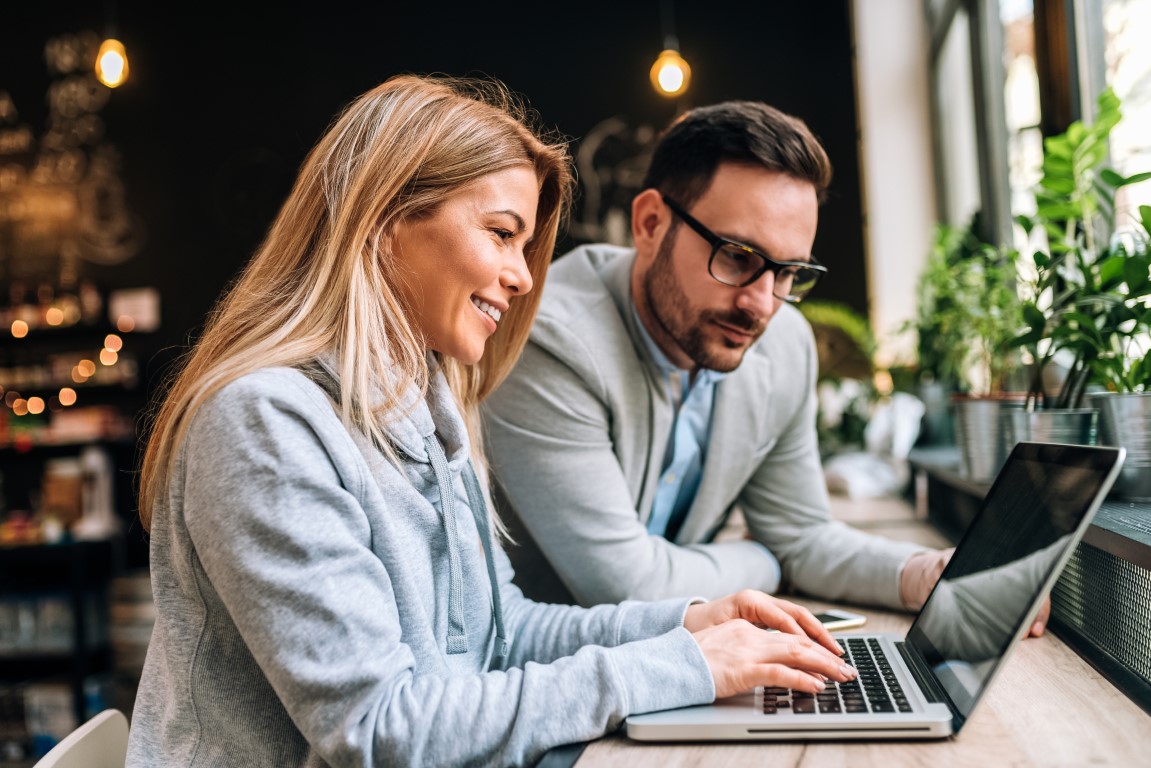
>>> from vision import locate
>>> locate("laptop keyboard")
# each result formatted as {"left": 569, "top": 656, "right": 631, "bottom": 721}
{"left": 761, "top": 637, "right": 913, "bottom": 715}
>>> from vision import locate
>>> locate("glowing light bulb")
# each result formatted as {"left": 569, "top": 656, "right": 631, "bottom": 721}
{"left": 96, "top": 38, "right": 129, "bottom": 88}
{"left": 650, "top": 49, "right": 691, "bottom": 98}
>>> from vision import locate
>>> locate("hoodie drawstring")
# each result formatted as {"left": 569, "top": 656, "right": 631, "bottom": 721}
{"left": 462, "top": 462, "right": 509, "bottom": 663}
{"left": 424, "top": 434, "right": 509, "bottom": 663}
{"left": 424, "top": 434, "right": 469, "bottom": 654}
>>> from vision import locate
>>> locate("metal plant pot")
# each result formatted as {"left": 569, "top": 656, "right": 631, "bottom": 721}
{"left": 916, "top": 379, "right": 955, "bottom": 447}
{"left": 1092, "top": 392, "right": 1151, "bottom": 501}
{"left": 1002, "top": 409, "right": 1099, "bottom": 461}
{"left": 951, "top": 397, "right": 1026, "bottom": 483}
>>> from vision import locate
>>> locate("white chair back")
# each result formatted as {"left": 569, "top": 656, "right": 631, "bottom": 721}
{"left": 32, "top": 709, "right": 129, "bottom": 768}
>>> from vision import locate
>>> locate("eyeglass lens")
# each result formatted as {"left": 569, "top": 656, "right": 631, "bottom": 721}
{"left": 710, "top": 242, "right": 821, "bottom": 300}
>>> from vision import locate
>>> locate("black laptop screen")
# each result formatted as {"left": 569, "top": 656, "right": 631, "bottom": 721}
{"left": 906, "top": 443, "right": 1120, "bottom": 719}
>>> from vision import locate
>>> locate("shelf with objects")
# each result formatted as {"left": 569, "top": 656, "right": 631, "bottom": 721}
{"left": 0, "top": 537, "right": 118, "bottom": 761}
{"left": 1, "top": 279, "right": 157, "bottom": 546}
{"left": 0, "top": 279, "right": 160, "bottom": 763}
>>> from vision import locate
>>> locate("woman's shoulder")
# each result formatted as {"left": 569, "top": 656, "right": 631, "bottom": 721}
{"left": 212, "top": 366, "right": 329, "bottom": 406}
{"left": 195, "top": 366, "right": 339, "bottom": 436}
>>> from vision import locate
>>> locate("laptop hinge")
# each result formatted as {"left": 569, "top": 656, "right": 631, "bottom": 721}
{"left": 895, "top": 641, "right": 948, "bottom": 705}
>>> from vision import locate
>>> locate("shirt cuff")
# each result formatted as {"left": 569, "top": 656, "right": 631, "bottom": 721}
{"left": 748, "top": 540, "right": 783, "bottom": 593}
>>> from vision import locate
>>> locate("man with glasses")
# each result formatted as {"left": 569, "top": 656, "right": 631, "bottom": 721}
{"left": 481, "top": 100, "right": 952, "bottom": 615}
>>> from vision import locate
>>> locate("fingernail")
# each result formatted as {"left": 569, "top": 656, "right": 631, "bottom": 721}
{"left": 834, "top": 641, "right": 844, "bottom": 655}
{"left": 840, "top": 663, "right": 856, "bottom": 679}
{"left": 815, "top": 679, "right": 826, "bottom": 691}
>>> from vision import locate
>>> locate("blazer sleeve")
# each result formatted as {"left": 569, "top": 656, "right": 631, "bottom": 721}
{"left": 735, "top": 327, "right": 926, "bottom": 609}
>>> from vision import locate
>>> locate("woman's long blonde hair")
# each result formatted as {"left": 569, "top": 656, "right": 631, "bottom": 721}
{"left": 138, "top": 74, "right": 573, "bottom": 529}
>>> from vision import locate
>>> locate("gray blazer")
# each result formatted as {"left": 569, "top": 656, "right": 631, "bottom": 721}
{"left": 483, "top": 244, "right": 923, "bottom": 608}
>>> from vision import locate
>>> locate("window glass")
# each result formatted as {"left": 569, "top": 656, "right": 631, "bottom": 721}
{"left": 937, "top": 8, "right": 983, "bottom": 228}
{"left": 1103, "top": 0, "right": 1151, "bottom": 232}
{"left": 1000, "top": 0, "right": 1044, "bottom": 258}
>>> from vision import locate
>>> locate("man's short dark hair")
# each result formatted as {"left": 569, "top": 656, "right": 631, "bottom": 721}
{"left": 641, "top": 101, "right": 832, "bottom": 206}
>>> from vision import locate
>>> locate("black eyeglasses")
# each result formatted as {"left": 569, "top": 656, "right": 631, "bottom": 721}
{"left": 662, "top": 195, "right": 827, "bottom": 303}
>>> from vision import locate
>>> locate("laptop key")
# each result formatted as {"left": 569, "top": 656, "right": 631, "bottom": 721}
{"left": 793, "top": 699, "right": 816, "bottom": 714}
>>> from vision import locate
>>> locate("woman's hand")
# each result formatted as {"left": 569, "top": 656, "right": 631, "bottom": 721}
{"left": 684, "top": 590, "right": 855, "bottom": 699}
{"left": 683, "top": 589, "right": 843, "bottom": 655}
{"left": 691, "top": 618, "right": 857, "bottom": 699}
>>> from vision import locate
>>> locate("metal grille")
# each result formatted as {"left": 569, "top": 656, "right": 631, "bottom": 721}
{"left": 1052, "top": 542, "right": 1151, "bottom": 684}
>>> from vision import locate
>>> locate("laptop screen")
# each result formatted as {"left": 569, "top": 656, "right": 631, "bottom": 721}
{"left": 905, "top": 442, "right": 1122, "bottom": 720}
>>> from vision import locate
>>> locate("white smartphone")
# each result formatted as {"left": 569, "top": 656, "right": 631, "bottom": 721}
{"left": 811, "top": 609, "right": 867, "bottom": 631}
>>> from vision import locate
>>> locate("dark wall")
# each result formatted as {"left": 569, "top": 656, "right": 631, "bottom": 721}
{"left": 3, "top": 1, "right": 867, "bottom": 353}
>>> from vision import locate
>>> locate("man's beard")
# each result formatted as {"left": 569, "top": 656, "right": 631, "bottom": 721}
{"left": 643, "top": 227, "right": 766, "bottom": 373}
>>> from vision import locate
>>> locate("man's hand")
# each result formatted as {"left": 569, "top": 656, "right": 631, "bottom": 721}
{"left": 685, "top": 590, "right": 856, "bottom": 699}
{"left": 899, "top": 548, "right": 1051, "bottom": 638}
{"left": 1029, "top": 596, "right": 1050, "bottom": 637}
{"left": 899, "top": 548, "right": 953, "bottom": 611}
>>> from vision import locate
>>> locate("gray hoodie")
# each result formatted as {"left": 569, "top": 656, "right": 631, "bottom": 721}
{"left": 126, "top": 364, "right": 714, "bottom": 767}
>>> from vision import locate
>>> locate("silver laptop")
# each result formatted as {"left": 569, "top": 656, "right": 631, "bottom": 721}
{"left": 626, "top": 441, "right": 1125, "bottom": 741}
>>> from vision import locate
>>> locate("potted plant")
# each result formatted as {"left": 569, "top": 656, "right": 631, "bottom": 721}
{"left": 1084, "top": 205, "right": 1151, "bottom": 500}
{"left": 1010, "top": 87, "right": 1151, "bottom": 468}
{"left": 907, "top": 214, "right": 1026, "bottom": 480}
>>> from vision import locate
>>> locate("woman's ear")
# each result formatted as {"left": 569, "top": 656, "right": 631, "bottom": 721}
{"left": 631, "top": 188, "right": 670, "bottom": 262}
{"left": 378, "top": 216, "right": 401, "bottom": 261}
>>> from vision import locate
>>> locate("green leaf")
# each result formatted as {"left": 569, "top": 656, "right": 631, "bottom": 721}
{"left": 1039, "top": 176, "right": 1077, "bottom": 195}
{"left": 1099, "top": 254, "right": 1125, "bottom": 283}
{"left": 1037, "top": 201, "right": 1080, "bottom": 219}
{"left": 1044, "top": 135, "right": 1073, "bottom": 159}
{"left": 1125, "top": 256, "right": 1151, "bottom": 293}
{"left": 1120, "top": 171, "right": 1151, "bottom": 187}
{"left": 1066, "top": 122, "right": 1087, "bottom": 147}
{"left": 1022, "top": 303, "right": 1047, "bottom": 332}
{"left": 1101, "top": 168, "right": 1125, "bottom": 187}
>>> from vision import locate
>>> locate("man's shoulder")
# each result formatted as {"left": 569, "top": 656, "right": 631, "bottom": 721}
{"left": 539, "top": 243, "right": 632, "bottom": 321}
{"left": 498, "top": 243, "right": 644, "bottom": 391}
{"left": 532, "top": 243, "right": 635, "bottom": 346}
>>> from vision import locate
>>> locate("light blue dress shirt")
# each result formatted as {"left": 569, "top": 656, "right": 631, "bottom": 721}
{"left": 631, "top": 304, "right": 782, "bottom": 589}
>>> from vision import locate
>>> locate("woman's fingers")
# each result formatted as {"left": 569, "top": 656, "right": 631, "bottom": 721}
{"left": 779, "top": 602, "right": 843, "bottom": 656}
{"left": 694, "top": 619, "right": 857, "bottom": 699}
{"left": 759, "top": 664, "right": 834, "bottom": 695}
{"left": 730, "top": 592, "right": 844, "bottom": 657}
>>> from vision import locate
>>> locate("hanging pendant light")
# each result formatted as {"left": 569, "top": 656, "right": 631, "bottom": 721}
{"left": 650, "top": 46, "right": 691, "bottom": 98}
{"left": 95, "top": 1, "right": 129, "bottom": 88}
{"left": 650, "top": 1, "right": 691, "bottom": 98}
{"left": 95, "top": 37, "right": 129, "bottom": 88}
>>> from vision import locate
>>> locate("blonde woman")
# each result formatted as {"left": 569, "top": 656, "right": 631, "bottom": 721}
{"left": 125, "top": 74, "right": 855, "bottom": 767}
